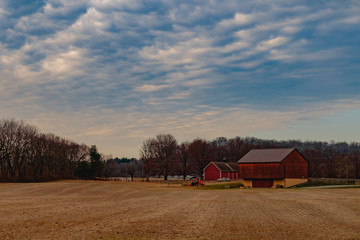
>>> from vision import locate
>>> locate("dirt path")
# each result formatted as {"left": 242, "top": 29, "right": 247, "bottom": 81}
{"left": 303, "top": 185, "right": 360, "bottom": 189}
{"left": 0, "top": 180, "right": 359, "bottom": 240}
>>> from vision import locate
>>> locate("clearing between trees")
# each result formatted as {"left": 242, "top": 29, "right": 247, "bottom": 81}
{"left": 0, "top": 180, "right": 359, "bottom": 240}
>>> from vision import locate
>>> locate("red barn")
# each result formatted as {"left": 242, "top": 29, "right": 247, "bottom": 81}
{"left": 203, "top": 162, "right": 239, "bottom": 181}
{"left": 237, "top": 148, "right": 308, "bottom": 188}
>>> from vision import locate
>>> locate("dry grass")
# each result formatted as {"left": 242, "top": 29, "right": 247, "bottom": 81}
{"left": 0, "top": 180, "right": 359, "bottom": 240}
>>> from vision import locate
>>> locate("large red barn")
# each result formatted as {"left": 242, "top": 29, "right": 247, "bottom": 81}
{"left": 237, "top": 148, "right": 308, "bottom": 188}
{"left": 203, "top": 162, "right": 239, "bottom": 181}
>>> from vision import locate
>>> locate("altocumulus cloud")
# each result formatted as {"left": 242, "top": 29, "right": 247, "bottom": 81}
{"left": 0, "top": 0, "right": 360, "bottom": 157}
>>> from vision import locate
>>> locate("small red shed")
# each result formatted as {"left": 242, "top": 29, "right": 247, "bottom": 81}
{"left": 237, "top": 148, "right": 308, "bottom": 188}
{"left": 203, "top": 162, "right": 239, "bottom": 181}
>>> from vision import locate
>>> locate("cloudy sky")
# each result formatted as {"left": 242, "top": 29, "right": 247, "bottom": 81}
{"left": 1, "top": 0, "right": 359, "bottom": 157}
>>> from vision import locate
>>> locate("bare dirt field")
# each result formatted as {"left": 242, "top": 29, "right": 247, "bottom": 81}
{"left": 0, "top": 180, "right": 359, "bottom": 240}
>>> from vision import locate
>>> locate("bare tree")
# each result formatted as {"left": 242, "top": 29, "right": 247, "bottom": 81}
{"left": 227, "top": 137, "right": 247, "bottom": 162}
{"left": 175, "top": 142, "right": 191, "bottom": 180}
{"left": 152, "top": 134, "right": 177, "bottom": 180}
{"left": 212, "top": 137, "right": 228, "bottom": 162}
{"left": 126, "top": 161, "right": 137, "bottom": 181}
{"left": 334, "top": 155, "right": 355, "bottom": 179}
{"left": 188, "top": 138, "right": 214, "bottom": 180}
{"left": 0, "top": 119, "right": 38, "bottom": 181}
{"left": 103, "top": 158, "right": 120, "bottom": 179}
{"left": 0, "top": 119, "right": 13, "bottom": 180}
{"left": 140, "top": 138, "right": 156, "bottom": 182}
{"left": 351, "top": 149, "right": 360, "bottom": 179}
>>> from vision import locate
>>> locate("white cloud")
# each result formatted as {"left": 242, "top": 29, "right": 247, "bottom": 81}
{"left": 340, "top": 15, "right": 360, "bottom": 24}
{"left": 136, "top": 84, "right": 171, "bottom": 92}
{"left": 268, "top": 49, "right": 292, "bottom": 60}
{"left": 281, "top": 26, "right": 301, "bottom": 34}
{"left": 218, "top": 12, "right": 256, "bottom": 28}
{"left": 167, "top": 91, "right": 191, "bottom": 100}
{"left": 256, "top": 36, "right": 289, "bottom": 52}
{"left": 239, "top": 60, "right": 264, "bottom": 69}
{"left": 0, "top": 7, "right": 7, "bottom": 17}
{"left": 183, "top": 79, "right": 209, "bottom": 87}
{"left": 220, "top": 41, "right": 250, "bottom": 53}
{"left": 89, "top": 0, "right": 141, "bottom": 11}
{"left": 41, "top": 47, "right": 92, "bottom": 77}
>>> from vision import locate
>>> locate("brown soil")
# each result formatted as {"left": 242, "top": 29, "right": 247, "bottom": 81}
{"left": 0, "top": 180, "right": 359, "bottom": 240}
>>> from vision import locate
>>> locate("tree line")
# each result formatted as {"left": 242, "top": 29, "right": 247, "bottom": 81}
{"left": 140, "top": 134, "right": 360, "bottom": 180}
{"left": 1, "top": 119, "right": 359, "bottom": 182}
{"left": 0, "top": 119, "right": 142, "bottom": 182}
{"left": 0, "top": 119, "right": 89, "bottom": 181}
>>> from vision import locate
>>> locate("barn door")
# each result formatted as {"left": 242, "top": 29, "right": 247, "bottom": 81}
{"left": 252, "top": 179, "right": 273, "bottom": 188}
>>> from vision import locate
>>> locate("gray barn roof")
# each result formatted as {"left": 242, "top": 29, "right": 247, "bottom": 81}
{"left": 237, "top": 148, "right": 295, "bottom": 163}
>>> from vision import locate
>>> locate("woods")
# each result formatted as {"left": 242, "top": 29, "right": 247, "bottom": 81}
{"left": 140, "top": 135, "right": 360, "bottom": 180}
{"left": 1, "top": 119, "right": 360, "bottom": 182}
{"left": 0, "top": 119, "right": 89, "bottom": 181}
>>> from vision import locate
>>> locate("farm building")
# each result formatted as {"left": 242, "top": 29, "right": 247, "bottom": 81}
{"left": 203, "top": 162, "right": 239, "bottom": 181}
{"left": 237, "top": 148, "right": 308, "bottom": 188}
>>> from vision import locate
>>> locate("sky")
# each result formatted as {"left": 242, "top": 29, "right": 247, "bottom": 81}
{"left": 1, "top": 0, "right": 360, "bottom": 158}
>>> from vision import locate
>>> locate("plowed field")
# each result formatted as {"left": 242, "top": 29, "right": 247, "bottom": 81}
{"left": 0, "top": 180, "right": 359, "bottom": 240}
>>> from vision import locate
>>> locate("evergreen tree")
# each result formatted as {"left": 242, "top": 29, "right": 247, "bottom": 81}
{"left": 89, "top": 145, "right": 103, "bottom": 179}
